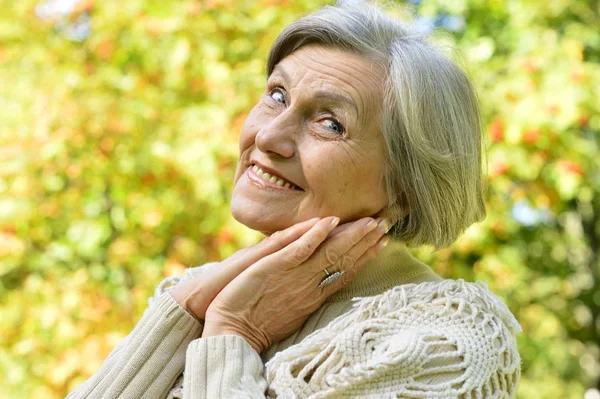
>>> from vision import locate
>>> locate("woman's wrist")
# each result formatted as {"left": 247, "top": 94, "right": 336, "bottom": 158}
{"left": 202, "top": 324, "right": 263, "bottom": 353}
{"left": 168, "top": 289, "right": 204, "bottom": 323}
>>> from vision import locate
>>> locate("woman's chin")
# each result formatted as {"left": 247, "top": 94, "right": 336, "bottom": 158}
{"left": 230, "top": 201, "right": 291, "bottom": 236}
{"left": 232, "top": 215, "right": 285, "bottom": 237}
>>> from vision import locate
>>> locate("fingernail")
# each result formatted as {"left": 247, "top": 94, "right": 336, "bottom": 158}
{"left": 378, "top": 236, "right": 389, "bottom": 250}
{"left": 365, "top": 219, "right": 378, "bottom": 231}
{"left": 329, "top": 217, "right": 340, "bottom": 229}
{"left": 378, "top": 219, "right": 392, "bottom": 234}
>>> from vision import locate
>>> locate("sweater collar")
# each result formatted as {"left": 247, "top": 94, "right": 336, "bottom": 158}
{"left": 325, "top": 240, "right": 441, "bottom": 302}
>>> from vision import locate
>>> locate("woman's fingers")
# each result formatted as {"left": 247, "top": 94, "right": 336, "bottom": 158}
{"left": 326, "top": 221, "right": 354, "bottom": 238}
{"left": 170, "top": 217, "right": 322, "bottom": 321}
{"left": 341, "top": 218, "right": 390, "bottom": 264}
{"left": 354, "top": 234, "right": 389, "bottom": 266}
{"left": 226, "top": 217, "right": 321, "bottom": 271}
{"left": 267, "top": 217, "right": 340, "bottom": 267}
{"left": 319, "top": 233, "right": 389, "bottom": 296}
{"left": 310, "top": 217, "right": 389, "bottom": 273}
{"left": 253, "top": 217, "right": 321, "bottom": 260}
{"left": 206, "top": 217, "right": 322, "bottom": 299}
{"left": 315, "top": 219, "right": 390, "bottom": 288}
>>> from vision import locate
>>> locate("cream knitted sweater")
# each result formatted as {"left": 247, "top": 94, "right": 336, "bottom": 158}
{"left": 68, "top": 242, "right": 521, "bottom": 398}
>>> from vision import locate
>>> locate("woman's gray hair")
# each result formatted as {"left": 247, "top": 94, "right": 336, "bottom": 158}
{"left": 266, "top": 0, "right": 486, "bottom": 250}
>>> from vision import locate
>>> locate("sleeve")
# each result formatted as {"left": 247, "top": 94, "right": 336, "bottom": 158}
{"left": 182, "top": 335, "right": 269, "bottom": 398}
{"left": 67, "top": 269, "right": 208, "bottom": 399}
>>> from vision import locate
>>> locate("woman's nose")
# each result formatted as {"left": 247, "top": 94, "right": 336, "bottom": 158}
{"left": 255, "top": 114, "right": 297, "bottom": 159}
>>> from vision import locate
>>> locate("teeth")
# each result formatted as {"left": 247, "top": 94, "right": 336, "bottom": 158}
{"left": 251, "top": 165, "right": 297, "bottom": 190}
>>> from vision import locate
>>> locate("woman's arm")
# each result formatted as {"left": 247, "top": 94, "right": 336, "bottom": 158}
{"left": 179, "top": 217, "right": 388, "bottom": 398}
{"left": 177, "top": 281, "right": 521, "bottom": 399}
{"left": 67, "top": 275, "right": 204, "bottom": 399}
{"left": 67, "top": 220, "right": 321, "bottom": 398}
{"left": 183, "top": 335, "right": 268, "bottom": 398}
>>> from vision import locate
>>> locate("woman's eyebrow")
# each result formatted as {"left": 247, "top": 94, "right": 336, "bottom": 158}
{"left": 273, "top": 64, "right": 292, "bottom": 85}
{"left": 272, "top": 65, "right": 360, "bottom": 119}
{"left": 314, "top": 91, "right": 359, "bottom": 119}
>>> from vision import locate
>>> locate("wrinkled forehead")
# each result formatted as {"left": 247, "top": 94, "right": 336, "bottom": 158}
{"left": 272, "top": 44, "right": 386, "bottom": 125}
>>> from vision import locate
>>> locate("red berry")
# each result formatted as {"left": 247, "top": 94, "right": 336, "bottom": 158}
{"left": 491, "top": 161, "right": 509, "bottom": 177}
{"left": 523, "top": 129, "right": 541, "bottom": 144}
{"left": 489, "top": 119, "right": 504, "bottom": 143}
{"left": 522, "top": 59, "right": 538, "bottom": 73}
{"left": 558, "top": 160, "right": 583, "bottom": 176}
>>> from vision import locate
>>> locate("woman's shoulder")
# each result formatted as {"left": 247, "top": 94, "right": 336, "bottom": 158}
{"left": 341, "top": 278, "right": 521, "bottom": 347}
{"left": 351, "top": 278, "right": 522, "bottom": 368}
{"left": 372, "top": 278, "right": 522, "bottom": 335}
{"left": 266, "top": 279, "right": 522, "bottom": 398}
{"left": 370, "top": 279, "right": 522, "bottom": 394}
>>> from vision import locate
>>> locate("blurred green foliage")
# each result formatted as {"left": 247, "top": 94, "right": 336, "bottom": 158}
{"left": 0, "top": 0, "right": 598, "bottom": 397}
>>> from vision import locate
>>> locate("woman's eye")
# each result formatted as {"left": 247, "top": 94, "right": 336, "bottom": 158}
{"left": 267, "top": 87, "right": 344, "bottom": 135}
{"left": 322, "top": 119, "right": 345, "bottom": 134}
{"left": 269, "top": 88, "right": 286, "bottom": 104}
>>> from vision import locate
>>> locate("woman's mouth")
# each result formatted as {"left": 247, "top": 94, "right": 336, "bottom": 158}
{"left": 247, "top": 164, "right": 302, "bottom": 191}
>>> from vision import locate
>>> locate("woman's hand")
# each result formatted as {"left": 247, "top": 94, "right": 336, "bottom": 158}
{"left": 201, "top": 216, "right": 390, "bottom": 353}
{"left": 170, "top": 217, "right": 322, "bottom": 321}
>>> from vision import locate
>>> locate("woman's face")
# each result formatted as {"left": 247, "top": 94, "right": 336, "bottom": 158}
{"left": 231, "top": 44, "right": 389, "bottom": 234}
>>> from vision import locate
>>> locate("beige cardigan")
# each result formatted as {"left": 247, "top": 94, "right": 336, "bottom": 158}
{"left": 68, "top": 242, "right": 521, "bottom": 398}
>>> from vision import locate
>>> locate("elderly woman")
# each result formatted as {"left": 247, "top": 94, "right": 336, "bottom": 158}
{"left": 69, "top": 1, "right": 521, "bottom": 398}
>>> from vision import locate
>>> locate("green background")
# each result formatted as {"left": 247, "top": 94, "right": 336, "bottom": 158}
{"left": 1, "top": 0, "right": 598, "bottom": 397}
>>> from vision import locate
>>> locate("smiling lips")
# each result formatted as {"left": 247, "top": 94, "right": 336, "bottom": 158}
{"left": 249, "top": 164, "right": 302, "bottom": 191}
